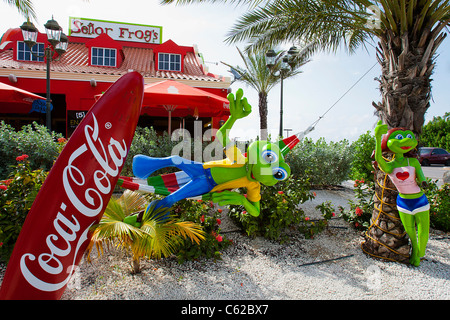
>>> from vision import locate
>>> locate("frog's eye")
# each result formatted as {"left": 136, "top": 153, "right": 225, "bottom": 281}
{"left": 261, "top": 150, "right": 278, "bottom": 164}
{"left": 272, "top": 167, "right": 288, "bottom": 181}
{"left": 406, "top": 133, "right": 414, "bottom": 139}
{"left": 395, "top": 133, "right": 404, "bottom": 140}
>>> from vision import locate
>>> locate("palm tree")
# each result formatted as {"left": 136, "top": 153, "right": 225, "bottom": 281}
{"left": 3, "top": 0, "right": 37, "bottom": 20}
{"left": 162, "top": 0, "right": 450, "bottom": 264}
{"left": 221, "top": 47, "right": 309, "bottom": 139}
{"left": 86, "top": 190, "right": 205, "bottom": 273}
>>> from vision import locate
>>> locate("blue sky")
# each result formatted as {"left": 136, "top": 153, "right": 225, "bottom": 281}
{"left": 2, "top": 0, "right": 449, "bottom": 142}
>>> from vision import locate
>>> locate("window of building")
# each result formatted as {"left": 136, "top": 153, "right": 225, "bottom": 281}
{"left": 91, "top": 47, "right": 117, "bottom": 67}
{"left": 158, "top": 53, "right": 181, "bottom": 71}
{"left": 17, "top": 41, "right": 44, "bottom": 62}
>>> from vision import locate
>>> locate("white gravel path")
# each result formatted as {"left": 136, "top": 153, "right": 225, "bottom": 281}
{"left": 1, "top": 187, "right": 449, "bottom": 301}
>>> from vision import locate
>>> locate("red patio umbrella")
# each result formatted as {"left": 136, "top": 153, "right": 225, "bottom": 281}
{"left": 141, "top": 80, "right": 230, "bottom": 134}
{"left": 0, "top": 82, "right": 45, "bottom": 114}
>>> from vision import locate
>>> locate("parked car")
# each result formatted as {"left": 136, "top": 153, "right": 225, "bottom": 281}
{"left": 418, "top": 147, "right": 450, "bottom": 166}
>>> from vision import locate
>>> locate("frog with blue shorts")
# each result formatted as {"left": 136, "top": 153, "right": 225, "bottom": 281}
{"left": 374, "top": 120, "right": 430, "bottom": 266}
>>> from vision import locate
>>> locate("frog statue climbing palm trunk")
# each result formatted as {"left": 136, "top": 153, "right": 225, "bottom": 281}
{"left": 362, "top": 121, "right": 430, "bottom": 266}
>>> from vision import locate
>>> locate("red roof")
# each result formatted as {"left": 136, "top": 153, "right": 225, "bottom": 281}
{"left": 0, "top": 34, "right": 226, "bottom": 83}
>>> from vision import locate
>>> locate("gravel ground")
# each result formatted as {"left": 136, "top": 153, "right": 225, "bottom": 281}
{"left": 1, "top": 186, "right": 449, "bottom": 300}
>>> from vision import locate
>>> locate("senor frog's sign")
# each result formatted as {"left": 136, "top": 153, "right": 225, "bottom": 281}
{"left": 69, "top": 17, "right": 162, "bottom": 44}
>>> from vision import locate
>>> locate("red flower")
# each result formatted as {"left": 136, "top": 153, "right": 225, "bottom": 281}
{"left": 16, "top": 154, "right": 29, "bottom": 161}
{"left": 313, "top": 192, "right": 317, "bottom": 197}
{"left": 0, "top": 185, "right": 7, "bottom": 191}
{"left": 242, "top": 211, "right": 247, "bottom": 215}
{"left": 355, "top": 222, "right": 360, "bottom": 227}
{"left": 355, "top": 207, "right": 363, "bottom": 216}
{"left": 58, "top": 137, "right": 67, "bottom": 144}
{"left": 217, "top": 208, "right": 223, "bottom": 213}
{"left": 0, "top": 242, "right": 3, "bottom": 247}
{"left": 305, "top": 217, "right": 310, "bottom": 221}
{"left": 216, "top": 218, "right": 221, "bottom": 225}
{"left": 200, "top": 215, "right": 205, "bottom": 223}
{"left": 216, "top": 235, "right": 223, "bottom": 242}
{"left": 277, "top": 191, "right": 284, "bottom": 195}
{"left": 332, "top": 212, "right": 335, "bottom": 217}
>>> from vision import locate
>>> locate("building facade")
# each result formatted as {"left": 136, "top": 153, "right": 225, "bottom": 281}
{"left": 0, "top": 17, "right": 231, "bottom": 137}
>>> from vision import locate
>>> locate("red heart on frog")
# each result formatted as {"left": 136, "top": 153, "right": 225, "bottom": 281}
{"left": 396, "top": 171, "right": 409, "bottom": 181}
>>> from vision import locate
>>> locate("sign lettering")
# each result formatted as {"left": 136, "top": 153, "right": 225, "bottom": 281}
{"left": 69, "top": 17, "right": 162, "bottom": 44}
{"left": 19, "top": 113, "right": 128, "bottom": 292}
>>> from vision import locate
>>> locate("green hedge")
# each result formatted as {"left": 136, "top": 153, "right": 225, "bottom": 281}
{"left": 0, "top": 121, "right": 64, "bottom": 180}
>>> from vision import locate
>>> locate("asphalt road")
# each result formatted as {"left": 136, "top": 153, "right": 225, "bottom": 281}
{"left": 422, "top": 164, "right": 450, "bottom": 186}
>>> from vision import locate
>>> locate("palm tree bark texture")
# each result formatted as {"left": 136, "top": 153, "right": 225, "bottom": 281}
{"left": 361, "top": 154, "right": 410, "bottom": 264}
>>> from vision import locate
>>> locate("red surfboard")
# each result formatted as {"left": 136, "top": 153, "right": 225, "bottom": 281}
{"left": 0, "top": 71, "right": 144, "bottom": 299}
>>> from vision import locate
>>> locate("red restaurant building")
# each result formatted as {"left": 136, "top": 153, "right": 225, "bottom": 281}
{"left": 0, "top": 17, "right": 231, "bottom": 137}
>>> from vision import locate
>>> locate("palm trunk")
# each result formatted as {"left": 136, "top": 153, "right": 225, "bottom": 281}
{"left": 259, "top": 91, "right": 268, "bottom": 140}
{"left": 132, "top": 255, "right": 141, "bottom": 274}
{"left": 363, "top": 23, "right": 446, "bottom": 263}
{"left": 361, "top": 155, "right": 410, "bottom": 263}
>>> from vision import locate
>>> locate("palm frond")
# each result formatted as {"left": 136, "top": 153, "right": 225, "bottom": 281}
{"left": 172, "top": 220, "right": 206, "bottom": 245}
{"left": 159, "top": 0, "right": 269, "bottom": 9}
{"left": 5, "top": 0, "right": 37, "bottom": 20}
{"left": 226, "top": 0, "right": 375, "bottom": 54}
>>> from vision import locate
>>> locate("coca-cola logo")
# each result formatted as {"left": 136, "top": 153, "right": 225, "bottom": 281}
{"left": 19, "top": 113, "right": 127, "bottom": 292}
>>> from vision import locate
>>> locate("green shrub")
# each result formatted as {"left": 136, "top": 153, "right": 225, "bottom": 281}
{"left": 122, "top": 126, "right": 213, "bottom": 177}
{"left": 424, "top": 181, "right": 450, "bottom": 232}
{"left": 420, "top": 112, "right": 450, "bottom": 150}
{"left": 174, "top": 199, "right": 233, "bottom": 263}
{"left": 0, "top": 156, "right": 48, "bottom": 262}
{"left": 285, "top": 137, "right": 353, "bottom": 186}
{"left": 298, "top": 200, "right": 336, "bottom": 239}
{"left": 0, "top": 121, "right": 64, "bottom": 179}
{"left": 349, "top": 131, "right": 376, "bottom": 184}
{"left": 338, "top": 179, "right": 374, "bottom": 230}
{"left": 228, "top": 175, "right": 321, "bottom": 242}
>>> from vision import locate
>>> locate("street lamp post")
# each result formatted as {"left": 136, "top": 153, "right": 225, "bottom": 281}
{"left": 20, "top": 18, "right": 68, "bottom": 132}
{"left": 266, "top": 46, "right": 299, "bottom": 138}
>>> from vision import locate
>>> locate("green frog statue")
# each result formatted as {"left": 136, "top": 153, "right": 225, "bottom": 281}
{"left": 120, "top": 88, "right": 305, "bottom": 219}
{"left": 374, "top": 120, "right": 430, "bottom": 266}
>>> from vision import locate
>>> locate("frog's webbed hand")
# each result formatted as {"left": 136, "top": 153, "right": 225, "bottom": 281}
{"left": 211, "top": 190, "right": 260, "bottom": 217}
{"left": 374, "top": 120, "right": 391, "bottom": 173}
{"left": 216, "top": 88, "right": 252, "bottom": 147}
